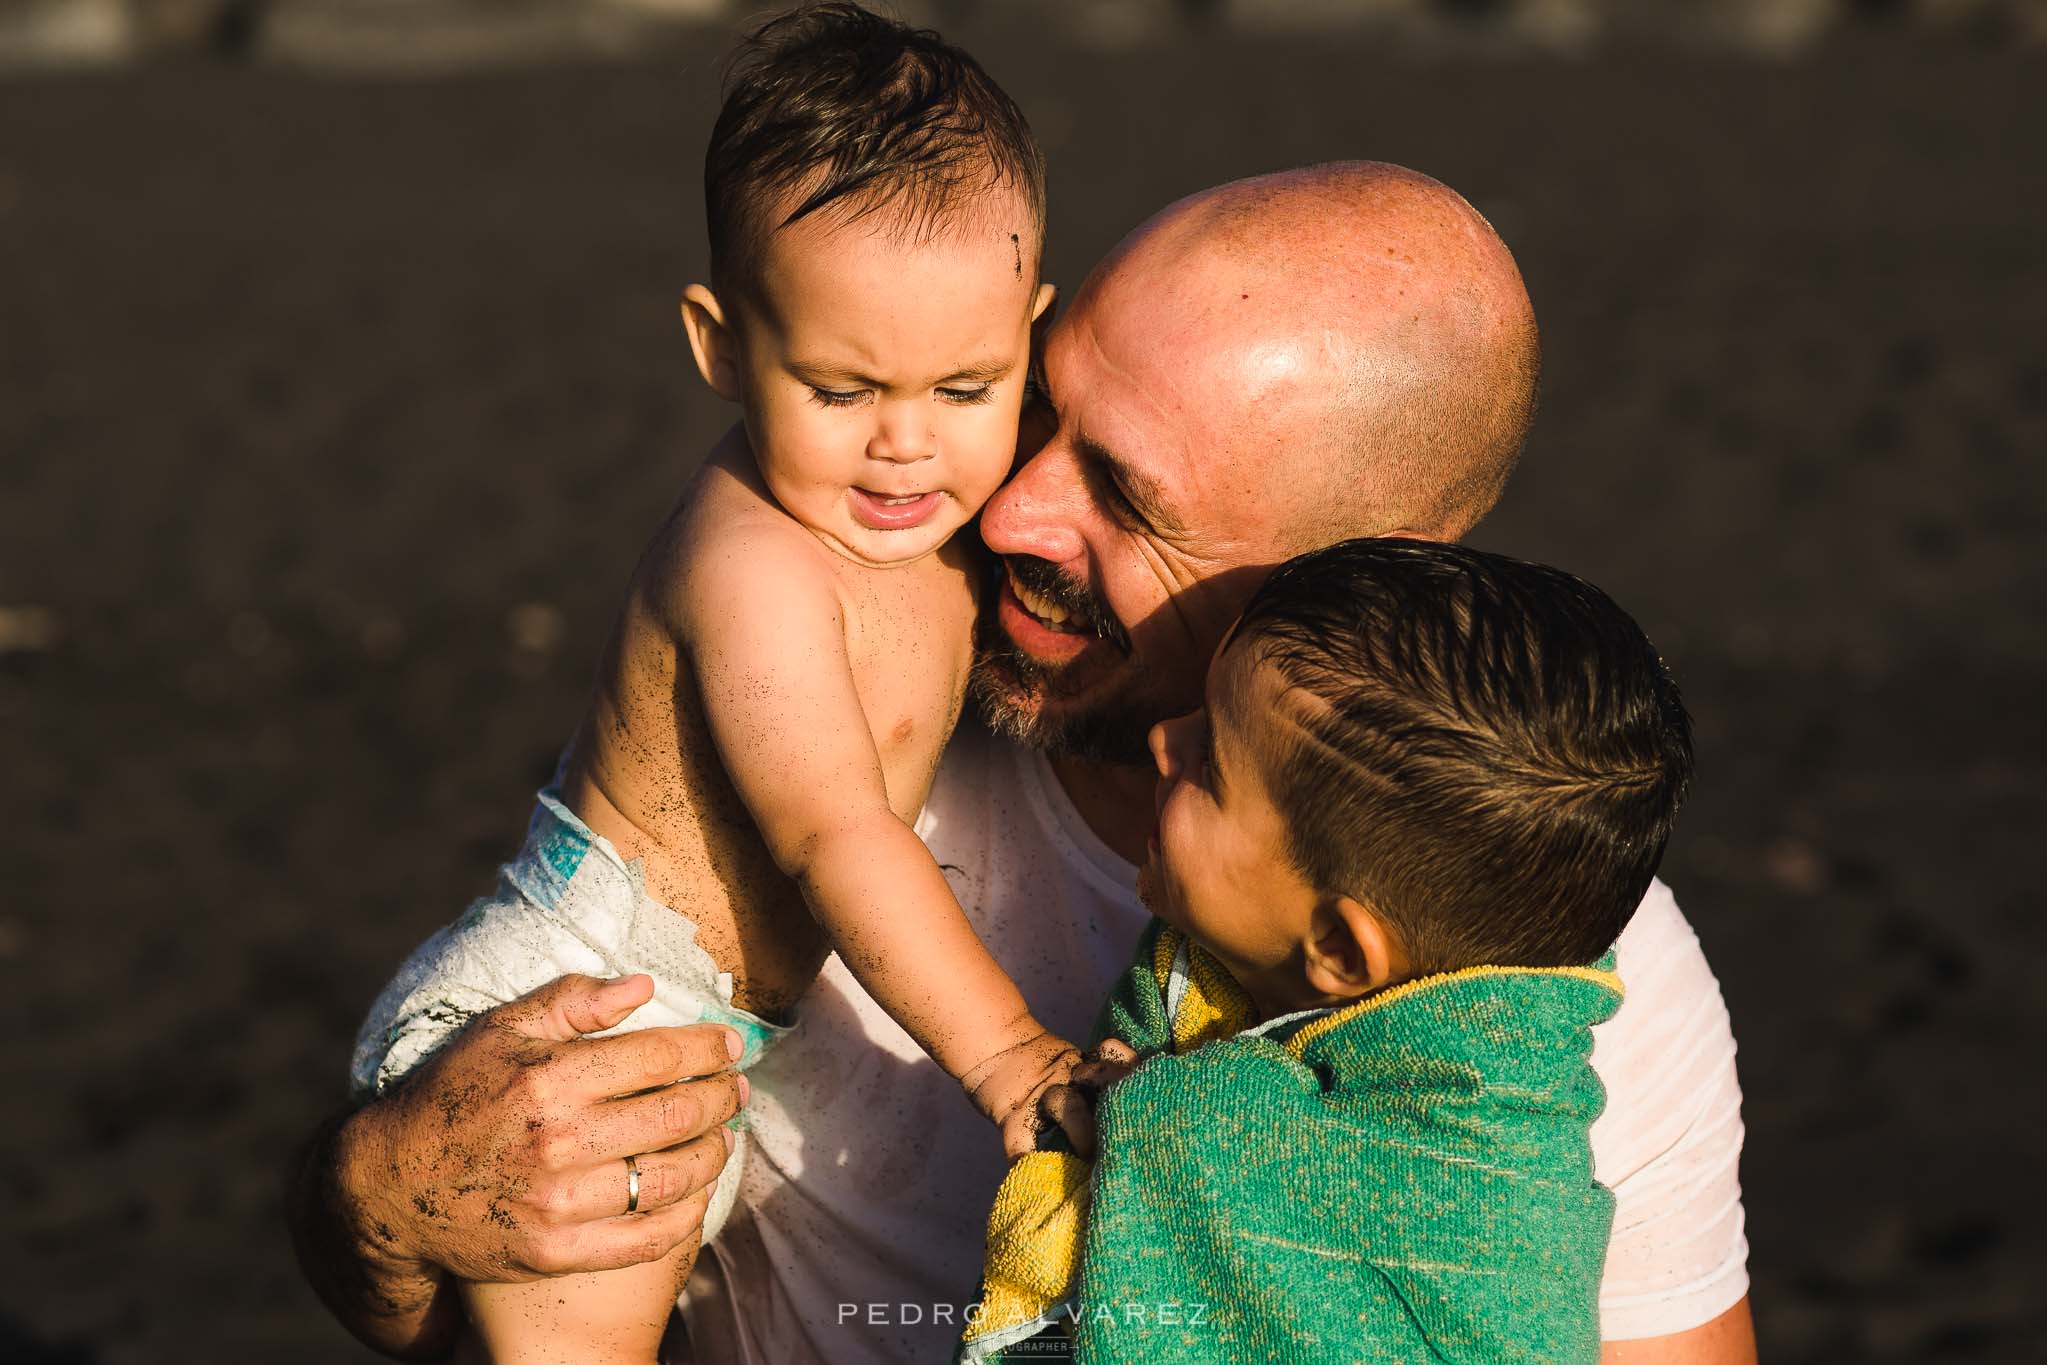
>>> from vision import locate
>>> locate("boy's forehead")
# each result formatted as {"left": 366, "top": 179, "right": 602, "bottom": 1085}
{"left": 1211, "top": 631, "right": 1318, "bottom": 760}
{"left": 1207, "top": 632, "right": 1270, "bottom": 739}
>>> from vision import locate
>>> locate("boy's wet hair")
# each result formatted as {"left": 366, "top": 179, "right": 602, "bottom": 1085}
{"left": 706, "top": 3, "right": 1046, "bottom": 297}
{"left": 1229, "top": 538, "right": 1694, "bottom": 971}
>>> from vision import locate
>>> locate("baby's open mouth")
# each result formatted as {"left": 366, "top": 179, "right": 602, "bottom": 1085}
{"left": 1006, "top": 564, "right": 1092, "bottom": 634}
{"left": 848, "top": 487, "right": 942, "bottom": 531}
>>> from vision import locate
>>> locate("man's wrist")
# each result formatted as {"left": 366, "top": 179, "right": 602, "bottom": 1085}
{"left": 327, "top": 1099, "right": 428, "bottom": 1276}
{"left": 289, "top": 1102, "right": 457, "bottom": 1360}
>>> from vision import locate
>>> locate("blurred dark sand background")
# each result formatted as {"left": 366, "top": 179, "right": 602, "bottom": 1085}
{"left": 1, "top": 10, "right": 2043, "bottom": 1363}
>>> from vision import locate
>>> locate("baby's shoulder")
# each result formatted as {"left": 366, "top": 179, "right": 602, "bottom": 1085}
{"left": 648, "top": 449, "right": 840, "bottom": 618}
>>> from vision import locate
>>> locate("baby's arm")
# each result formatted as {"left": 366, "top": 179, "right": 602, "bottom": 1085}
{"left": 682, "top": 541, "right": 1076, "bottom": 1143}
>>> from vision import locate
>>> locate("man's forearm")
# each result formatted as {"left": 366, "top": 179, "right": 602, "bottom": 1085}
{"left": 287, "top": 1106, "right": 462, "bottom": 1362}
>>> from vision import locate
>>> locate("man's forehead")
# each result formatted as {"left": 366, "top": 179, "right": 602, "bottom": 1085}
{"left": 1044, "top": 308, "right": 1200, "bottom": 511}
{"left": 1047, "top": 282, "right": 1319, "bottom": 551}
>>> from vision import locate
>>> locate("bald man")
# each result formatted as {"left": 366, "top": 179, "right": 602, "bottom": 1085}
{"left": 290, "top": 164, "right": 1753, "bottom": 1365}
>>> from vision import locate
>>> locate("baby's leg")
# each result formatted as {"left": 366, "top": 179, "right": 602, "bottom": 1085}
{"left": 456, "top": 1242, "right": 696, "bottom": 1365}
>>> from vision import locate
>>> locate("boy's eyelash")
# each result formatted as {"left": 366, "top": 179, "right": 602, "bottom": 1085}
{"left": 809, "top": 386, "right": 866, "bottom": 408}
{"left": 938, "top": 385, "right": 995, "bottom": 405}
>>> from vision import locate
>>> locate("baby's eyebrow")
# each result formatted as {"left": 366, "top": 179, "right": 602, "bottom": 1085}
{"left": 938, "top": 359, "right": 1015, "bottom": 384}
{"left": 788, "top": 358, "right": 1013, "bottom": 386}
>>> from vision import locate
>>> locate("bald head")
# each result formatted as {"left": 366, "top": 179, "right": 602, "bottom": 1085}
{"left": 975, "top": 162, "right": 1542, "bottom": 766}
{"left": 1085, "top": 161, "right": 1539, "bottom": 543}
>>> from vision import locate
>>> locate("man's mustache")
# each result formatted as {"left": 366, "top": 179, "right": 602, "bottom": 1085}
{"left": 1001, "top": 555, "right": 1133, "bottom": 653}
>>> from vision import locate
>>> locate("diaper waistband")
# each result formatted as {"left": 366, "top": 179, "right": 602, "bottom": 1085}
{"left": 505, "top": 788, "right": 795, "bottom": 1067}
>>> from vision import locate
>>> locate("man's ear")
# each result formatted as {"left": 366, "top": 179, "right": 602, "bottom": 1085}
{"left": 680, "top": 283, "right": 743, "bottom": 402}
{"left": 1302, "top": 895, "right": 1406, "bottom": 1000}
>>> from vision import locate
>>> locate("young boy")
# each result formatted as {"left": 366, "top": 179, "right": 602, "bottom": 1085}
{"left": 962, "top": 538, "right": 1696, "bottom": 1363}
{"left": 350, "top": 6, "right": 1076, "bottom": 1361}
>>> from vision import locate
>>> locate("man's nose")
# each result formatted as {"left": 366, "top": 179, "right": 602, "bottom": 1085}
{"left": 981, "top": 437, "right": 1088, "bottom": 565}
{"left": 867, "top": 402, "right": 936, "bottom": 464}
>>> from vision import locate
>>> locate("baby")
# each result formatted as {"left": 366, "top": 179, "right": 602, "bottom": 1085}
{"left": 351, "top": 5, "right": 1074, "bottom": 1361}
{"left": 962, "top": 538, "right": 1696, "bottom": 1363}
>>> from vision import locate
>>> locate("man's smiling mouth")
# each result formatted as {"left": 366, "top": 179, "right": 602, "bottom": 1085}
{"left": 1006, "top": 563, "right": 1091, "bottom": 634}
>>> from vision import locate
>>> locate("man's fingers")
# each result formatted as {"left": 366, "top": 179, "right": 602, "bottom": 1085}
{"left": 583, "top": 1072, "right": 747, "bottom": 1162}
{"left": 544, "top": 1183, "right": 715, "bottom": 1276}
{"left": 555, "top": 1023, "right": 744, "bottom": 1104}
{"left": 1038, "top": 1083, "right": 1098, "bottom": 1160}
{"left": 630, "top": 1128, "right": 735, "bottom": 1215}
{"left": 499, "top": 973, "right": 656, "bottom": 1044}
{"left": 540, "top": 1125, "right": 733, "bottom": 1228}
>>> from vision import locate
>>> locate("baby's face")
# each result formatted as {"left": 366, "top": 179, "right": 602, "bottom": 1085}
{"left": 1137, "top": 639, "right": 1323, "bottom": 1011}
{"left": 728, "top": 196, "right": 1051, "bottom": 567}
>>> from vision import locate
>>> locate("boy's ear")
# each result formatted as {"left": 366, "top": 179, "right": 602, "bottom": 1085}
{"left": 1302, "top": 895, "right": 1406, "bottom": 1000}
{"left": 680, "top": 284, "right": 743, "bottom": 402}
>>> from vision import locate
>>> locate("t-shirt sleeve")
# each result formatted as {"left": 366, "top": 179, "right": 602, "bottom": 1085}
{"left": 1590, "top": 879, "right": 1751, "bottom": 1341}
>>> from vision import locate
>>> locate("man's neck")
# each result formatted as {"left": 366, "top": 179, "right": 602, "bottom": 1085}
{"left": 1047, "top": 752, "right": 1157, "bottom": 866}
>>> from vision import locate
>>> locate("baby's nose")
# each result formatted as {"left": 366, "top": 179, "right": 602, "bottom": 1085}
{"left": 868, "top": 405, "right": 937, "bottom": 463}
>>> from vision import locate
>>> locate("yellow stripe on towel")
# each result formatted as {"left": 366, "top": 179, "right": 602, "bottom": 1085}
{"left": 964, "top": 1151, "right": 1093, "bottom": 1343}
{"left": 1285, "top": 962, "right": 1624, "bottom": 1057}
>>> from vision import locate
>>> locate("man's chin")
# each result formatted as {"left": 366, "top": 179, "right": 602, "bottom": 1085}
{"left": 968, "top": 648, "right": 1155, "bottom": 767}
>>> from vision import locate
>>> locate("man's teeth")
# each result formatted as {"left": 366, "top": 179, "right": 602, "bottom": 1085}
{"left": 1008, "top": 567, "right": 1084, "bottom": 629}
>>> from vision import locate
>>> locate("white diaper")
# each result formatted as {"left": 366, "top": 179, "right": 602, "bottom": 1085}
{"left": 350, "top": 789, "right": 792, "bottom": 1241}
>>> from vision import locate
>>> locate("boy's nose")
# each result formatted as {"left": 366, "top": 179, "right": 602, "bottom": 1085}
{"left": 1148, "top": 721, "right": 1173, "bottom": 780}
{"left": 1150, "top": 710, "right": 1196, "bottom": 781}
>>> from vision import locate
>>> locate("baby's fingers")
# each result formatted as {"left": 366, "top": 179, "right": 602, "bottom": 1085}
{"left": 1086, "top": 1038, "right": 1138, "bottom": 1066}
{"left": 1038, "top": 1083, "right": 1098, "bottom": 1160}
{"left": 998, "top": 1100, "right": 1045, "bottom": 1161}
{"left": 1071, "top": 1057, "right": 1137, "bottom": 1093}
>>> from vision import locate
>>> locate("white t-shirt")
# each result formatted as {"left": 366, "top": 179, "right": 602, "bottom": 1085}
{"left": 679, "top": 723, "right": 1749, "bottom": 1361}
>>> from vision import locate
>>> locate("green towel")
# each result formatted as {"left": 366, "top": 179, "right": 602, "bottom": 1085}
{"left": 961, "top": 920, "right": 1623, "bottom": 1363}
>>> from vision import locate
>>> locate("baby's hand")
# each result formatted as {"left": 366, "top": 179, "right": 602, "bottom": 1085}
{"left": 961, "top": 1030, "right": 1082, "bottom": 1159}
{"left": 1038, "top": 1039, "right": 1139, "bottom": 1160}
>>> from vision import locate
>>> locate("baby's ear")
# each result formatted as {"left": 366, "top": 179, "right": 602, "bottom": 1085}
{"left": 1302, "top": 896, "right": 1405, "bottom": 1000}
{"left": 1031, "top": 281, "right": 1058, "bottom": 324}
{"left": 680, "top": 284, "right": 743, "bottom": 402}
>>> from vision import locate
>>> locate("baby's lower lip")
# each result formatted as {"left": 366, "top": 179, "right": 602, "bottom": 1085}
{"left": 848, "top": 488, "right": 942, "bottom": 531}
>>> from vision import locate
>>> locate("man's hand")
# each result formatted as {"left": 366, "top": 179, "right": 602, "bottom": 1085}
{"left": 288, "top": 973, "right": 747, "bottom": 1359}
{"left": 1036, "top": 1038, "right": 1139, "bottom": 1159}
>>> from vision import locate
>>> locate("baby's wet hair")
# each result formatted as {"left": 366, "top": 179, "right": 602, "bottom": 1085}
{"left": 1226, "top": 538, "right": 1694, "bottom": 972}
{"left": 705, "top": 2, "right": 1046, "bottom": 298}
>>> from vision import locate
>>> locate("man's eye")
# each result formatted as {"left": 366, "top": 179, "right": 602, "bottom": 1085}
{"left": 938, "top": 385, "right": 995, "bottom": 406}
{"left": 1094, "top": 469, "right": 1142, "bottom": 527}
{"left": 809, "top": 386, "right": 867, "bottom": 408}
